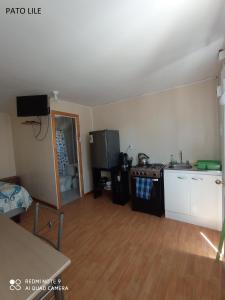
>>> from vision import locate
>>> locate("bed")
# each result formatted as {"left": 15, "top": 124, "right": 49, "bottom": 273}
{"left": 0, "top": 177, "right": 32, "bottom": 221}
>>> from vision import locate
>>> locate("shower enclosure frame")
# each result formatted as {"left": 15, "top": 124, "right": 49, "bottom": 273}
{"left": 51, "top": 110, "right": 84, "bottom": 208}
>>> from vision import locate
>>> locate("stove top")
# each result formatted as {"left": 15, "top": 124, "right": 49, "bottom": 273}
{"left": 130, "top": 163, "right": 165, "bottom": 178}
{"left": 134, "top": 163, "right": 164, "bottom": 169}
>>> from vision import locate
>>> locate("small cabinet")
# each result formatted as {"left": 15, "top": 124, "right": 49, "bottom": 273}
{"left": 190, "top": 174, "right": 222, "bottom": 225}
{"left": 164, "top": 170, "right": 222, "bottom": 230}
{"left": 164, "top": 172, "right": 190, "bottom": 215}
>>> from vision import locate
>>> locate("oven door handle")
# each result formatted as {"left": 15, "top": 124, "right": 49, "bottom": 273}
{"left": 152, "top": 179, "right": 159, "bottom": 182}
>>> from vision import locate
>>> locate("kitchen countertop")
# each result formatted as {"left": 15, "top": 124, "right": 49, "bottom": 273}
{"left": 164, "top": 165, "right": 222, "bottom": 176}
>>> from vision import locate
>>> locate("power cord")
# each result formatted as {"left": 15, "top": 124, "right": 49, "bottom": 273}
{"left": 32, "top": 115, "right": 50, "bottom": 141}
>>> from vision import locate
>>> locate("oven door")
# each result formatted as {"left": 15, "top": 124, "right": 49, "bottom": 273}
{"left": 131, "top": 176, "right": 164, "bottom": 217}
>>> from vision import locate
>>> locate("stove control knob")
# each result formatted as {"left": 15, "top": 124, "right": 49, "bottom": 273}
{"left": 136, "top": 171, "right": 140, "bottom": 175}
{"left": 153, "top": 173, "right": 156, "bottom": 177}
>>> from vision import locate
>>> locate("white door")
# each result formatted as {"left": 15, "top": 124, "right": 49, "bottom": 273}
{"left": 190, "top": 175, "right": 222, "bottom": 229}
{"left": 164, "top": 172, "right": 190, "bottom": 215}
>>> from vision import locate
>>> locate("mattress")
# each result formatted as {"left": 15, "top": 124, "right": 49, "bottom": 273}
{"left": 0, "top": 181, "right": 32, "bottom": 214}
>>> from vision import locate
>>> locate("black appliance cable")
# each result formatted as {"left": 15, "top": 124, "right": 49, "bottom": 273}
{"left": 32, "top": 115, "right": 50, "bottom": 141}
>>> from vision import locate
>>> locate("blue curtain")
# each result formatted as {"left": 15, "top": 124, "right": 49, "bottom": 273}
{"left": 56, "top": 130, "right": 69, "bottom": 176}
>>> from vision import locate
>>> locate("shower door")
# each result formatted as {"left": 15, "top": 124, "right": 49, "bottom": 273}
{"left": 51, "top": 111, "right": 84, "bottom": 208}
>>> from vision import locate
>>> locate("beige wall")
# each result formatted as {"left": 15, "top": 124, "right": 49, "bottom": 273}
{"left": 10, "top": 79, "right": 220, "bottom": 205}
{"left": 12, "top": 115, "right": 57, "bottom": 205}
{"left": 92, "top": 79, "right": 220, "bottom": 164}
{"left": 12, "top": 99, "right": 93, "bottom": 206}
{"left": 0, "top": 113, "right": 16, "bottom": 178}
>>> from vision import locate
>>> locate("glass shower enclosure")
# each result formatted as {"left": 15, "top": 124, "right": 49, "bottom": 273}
{"left": 54, "top": 115, "right": 80, "bottom": 206}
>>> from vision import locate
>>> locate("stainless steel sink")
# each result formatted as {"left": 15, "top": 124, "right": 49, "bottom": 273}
{"left": 168, "top": 151, "right": 192, "bottom": 170}
{"left": 168, "top": 163, "right": 192, "bottom": 170}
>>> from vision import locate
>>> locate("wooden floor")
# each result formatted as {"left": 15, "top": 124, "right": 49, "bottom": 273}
{"left": 21, "top": 194, "right": 225, "bottom": 300}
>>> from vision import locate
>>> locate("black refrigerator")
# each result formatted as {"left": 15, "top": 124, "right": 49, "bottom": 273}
{"left": 89, "top": 130, "right": 129, "bottom": 204}
{"left": 89, "top": 130, "right": 120, "bottom": 169}
{"left": 89, "top": 130, "right": 120, "bottom": 199}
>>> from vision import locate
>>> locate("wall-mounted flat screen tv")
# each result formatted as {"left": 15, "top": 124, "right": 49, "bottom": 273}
{"left": 16, "top": 95, "right": 49, "bottom": 117}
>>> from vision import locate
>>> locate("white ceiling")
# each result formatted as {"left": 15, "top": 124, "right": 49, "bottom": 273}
{"left": 0, "top": 0, "right": 225, "bottom": 110}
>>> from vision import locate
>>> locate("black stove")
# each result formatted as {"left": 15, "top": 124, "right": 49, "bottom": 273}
{"left": 130, "top": 163, "right": 165, "bottom": 217}
{"left": 130, "top": 163, "right": 165, "bottom": 178}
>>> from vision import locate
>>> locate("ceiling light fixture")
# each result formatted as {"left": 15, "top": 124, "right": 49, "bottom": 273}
{"left": 218, "top": 49, "right": 225, "bottom": 61}
{"left": 219, "top": 78, "right": 225, "bottom": 105}
{"left": 220, "top": 92, "right": 225, "bottom": 106}
{"left": 217, "top": 85, "right": 222, "bottom": 98}
{"left": 52, "top": 90, "right": 59, "bottom": 102}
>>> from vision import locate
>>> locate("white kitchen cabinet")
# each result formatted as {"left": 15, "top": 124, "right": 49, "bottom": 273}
{"left": 190, "top": 174, "right": 221, "bottom": 222}
{"left": 164, "top": 172, "right": 190, "bottom": 215}
{"left": 164, "top": 170, "right": 222, "bottom": 230}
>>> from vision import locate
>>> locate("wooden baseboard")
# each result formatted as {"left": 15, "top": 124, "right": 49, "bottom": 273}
{"left": 32, "top": 192, "right": 92, "bottom": 209}
{"left": 0, "top": 176, "right": 21, "bottom": 185}
{"left": 84, "top": 191, "right": 93, "bottom": 197}
{"left": 32, "top": 197, "right": 58, "bottom": 209}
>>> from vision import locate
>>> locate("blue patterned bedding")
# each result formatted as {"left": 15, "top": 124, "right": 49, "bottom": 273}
{"left": 0, "top": 181, "right": 32, "bottom": 214}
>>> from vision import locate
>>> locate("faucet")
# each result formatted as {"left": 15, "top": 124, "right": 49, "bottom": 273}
{"left": 179, "top": 150, "right": 183, "bottom": 164}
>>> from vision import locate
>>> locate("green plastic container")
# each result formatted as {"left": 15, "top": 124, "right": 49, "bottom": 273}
{"left": 195, "top": 160, "right": 221, "bottom": 171}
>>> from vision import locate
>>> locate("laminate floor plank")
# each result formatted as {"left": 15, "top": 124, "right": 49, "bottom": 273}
{"left": 21, "top": 194, "right": 225, "bottom": 300}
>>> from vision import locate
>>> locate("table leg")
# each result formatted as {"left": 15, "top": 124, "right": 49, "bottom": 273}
{"left": 54, "top": 276, "right": 64, "bottom": 300}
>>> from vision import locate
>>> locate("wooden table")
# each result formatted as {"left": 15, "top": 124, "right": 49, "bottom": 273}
{"left": 0, "top": 214, "right": 71, "bottom": 300}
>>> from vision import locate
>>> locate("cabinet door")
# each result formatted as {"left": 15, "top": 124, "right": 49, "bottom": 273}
{"left": 164, "top": 172, "right": 190, "bottom": 215}
{"left": 190, "top": 175, "right": 222, "bottom": 226}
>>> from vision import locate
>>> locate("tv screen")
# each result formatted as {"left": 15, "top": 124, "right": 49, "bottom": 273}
{"left": 16, "top": 95, "right": 49, "bottom": 117}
